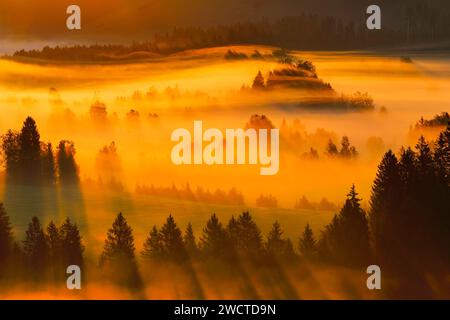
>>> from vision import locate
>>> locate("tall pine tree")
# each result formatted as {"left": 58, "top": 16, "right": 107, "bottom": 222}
{"left": 100, "top": 213, "right": 142, "bottom": 290}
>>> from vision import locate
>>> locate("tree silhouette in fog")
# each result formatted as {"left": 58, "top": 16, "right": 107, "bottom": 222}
{"left": 18, "top": 117, "right": 41, "bottom": 182}
{"left": 319, "top": 185, "right": 370, "bottom": 267}
{"left": 41, "top": 142, "right": 56, "bottom": 185}
{"left": 0, "top": 203, "right": 13, "bottom": 270}
{"left": 325, "top": 139, "right": 338, "bottom": 157}
{"left": 230, "top": 212, "right": 263, "bottom": 257}
{"left": 159, "top": 215, "right": 187, "bottom": 261}
{"left": 183, "top": 222, "right": 198, "bottom": 256}
{"left": 1, "top": 130, "right": 20, "bottom": 179}
{"left": 298, "top": 223, "right": 317, "bottom": 260}
{"left": 46, "top": 220, "right": 62, "bottom": 280}
{"left": 265, "top": 221, "right": 295, "bottom": 260}
{"left": 370, "top": 128, "right": 450, "bottom": 272}
{"left": 57, "top": 140, "right": 79, "bottom": 184}
{"left": 252, "top": 71, "right": 265, "bottom": 90}
{"left": 339, "top": 136, "right": 358, "bottom": 159}
{"left": 369, "top": 150, "right": 401, "bottom": 268}
{"left": 60, "top": 218, "right": 84, "bottom": 269}
{"left": 141, "top": 226, "right": 163, "bottom": 260}
{"left": 100, "top": 213, "right": 142, "bottom": 290}
{"left": 22, "top": 216, "right": 49, "bottom": 277}
{"left": 200, "top": 214, "right": 230, "bottom": 259}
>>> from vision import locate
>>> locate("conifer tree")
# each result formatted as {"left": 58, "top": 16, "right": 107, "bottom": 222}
{"left": 41, "top": 142, "right": 56, "bottom": 184}
{"left": 252, "top": 71, "right": 265, "bottom": 90}
{"left": 226, "top": 215, "right": 239, "bottom": 248}
{"left": 100, "top": 213, "right": 142, "bottom": 289}
{"left": 266, "top": 221, "right": 283, "bottom": 253}
{"left": 298, "top": 223, "right": 317, "bottom": 259}
{"left": 60, "top": 218, "right": 84, "bottom": 268}
{"left": 321, "top": 185, "right": 370, "bottom": 266}
{"left": 46, "top": 220, "right": 61, "bottom": 275}
{"left": 200, "top": 214, "right": 229, "bottom": 259}
{"left": 183, "top": 223, "right": 198, "bottom": 255}
{"left": 266, "top": 221, "right": 295, "bottom": 259}
{"left": 369, "top": 150, "right": 401, "bottom": 263}
{"left": 159, "top": 215, "right": 186, "bottom": 261}
{"left": 1, "top": 130, "right": 20, "bottom": 179}
{"left": 57, "top": 140, "right": 79, "bottom": 184}
{"left": 141, "top": 226, "right": 163, "bottom": 260}
{"left": 22, "top": 216, "right": 49, "bottom": 276}
{"left": 19, "top": 117, "right": 41, "bottom": 181}
{"left": 235, "top": 211, "right": 263, "bottom": 256}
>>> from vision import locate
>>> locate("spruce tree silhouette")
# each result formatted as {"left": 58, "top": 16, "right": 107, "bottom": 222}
{"left": 265, "top": 221, "right": 296, "bottom": 260}
{"left": 200, "top": 214, "right": 229, "bottom": 259}
{"left": 46, "top": 220, "right": 62, "bottom": 281}
{"left": 42, "top": 142, "right": 56, "bottom": 185}
{"left": 1, "top": 130, "right": 20, "bottom": 180}
{"left": 320, "top": 185, "right": 370, "bottom": 267}
{"left": 369, "top": 150, "right": 401, "bottom": 268}
{"left": 57, "top": 140, "right": 79, "bottom": 184}
{"left": 18, "top": 117, "right": 41, "bottom": 182}
{"left": 60, "top": 218, "right": 84, "bottom": 268}
{"left": 22, "top": 216, "right": 49, "bottom": 279}
{"left": 252, "top": 71, "right": 265, "bottom": 90}
{"left": 0, "top": 204, "right": 13, "bottom": 270}
{"left": 226, "top": 215, "right": 239, "bottom": 248}
{"left": 298, "top": 223, "right": 317, "bottom": 259}
{"left": 159, "top": 215, "right": 187, "bottom": 261}
{"left": 266, "top": 221, "right": 283, "bottom": 253}
{"left": 183, "top": 222, "right": 198, "bottom": 256}
{"left": 141, "top": 226, "right": 163, "bottom": 260}
{"left": 234, "top": 211, "right": 263, "bottom": 258}
{"left": 100, "top": 213, "right": 142, "bottom": 290}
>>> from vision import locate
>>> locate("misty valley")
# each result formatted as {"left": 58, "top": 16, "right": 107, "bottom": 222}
{"left": 0, "top": 0, "right": 449, "bottom": 299}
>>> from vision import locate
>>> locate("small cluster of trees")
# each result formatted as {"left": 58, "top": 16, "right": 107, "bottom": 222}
{"left": 250, "top": 68, "right": 374, "bottom": 112}
{"left": 414, "top": 112, "right": 450, "bottom": 128}
{"left": 325, "top": 136, "right": 358, "bottom": 159}
{"left": 250, "top": 61, "right": 332, "bottom": 92}
{"left": 294, "top": 196, "right": 338, "bottom": 211}
{"left": 0, "top": 205, "right": 84, "bottom": 283}
{"left": 255, "top": 194, "right": 278, "bottom": 208}
{"left": 138, "top": 211, "right": 297, "bottom": 263}
{"left": 136, "top": 184, "right": 245, "bottom": 206}
{"left": 0, "top": 117, "right": 79, "bottom": 185}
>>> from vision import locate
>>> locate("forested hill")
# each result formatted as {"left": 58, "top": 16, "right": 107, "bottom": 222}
{"left": 8, "top": 11, "right": 450, "bottom": 63}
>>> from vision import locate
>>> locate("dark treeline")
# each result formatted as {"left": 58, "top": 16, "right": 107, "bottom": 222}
{"left": 1, "top": 117, "right": 80, "bottom": 185}
{"left": 0, "top": 208, "right": 83, "bottom": 285}
{"left": 0, "top": 125, "right": 449, "bottom": 297}
{"left": 136, "top": 183, "right": 245, "bottom": 206}
{"left": 9, "top": 5, "right": 450, "bottom": 61}
{"left": 414, "top": 111, "right": 450, "bottom": 129}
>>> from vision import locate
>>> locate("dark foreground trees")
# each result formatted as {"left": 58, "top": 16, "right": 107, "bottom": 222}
{"left": 100, "top": 213, "right": 142, "bottom": 290}
{"left": 0, "top": 208, "right": 84, "bottom": 284}
{"left": 0, "top": 125, "right": 448, "bottom": 297}
{"left": 370, "top": 126, "right": 450, "bottom": 272}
